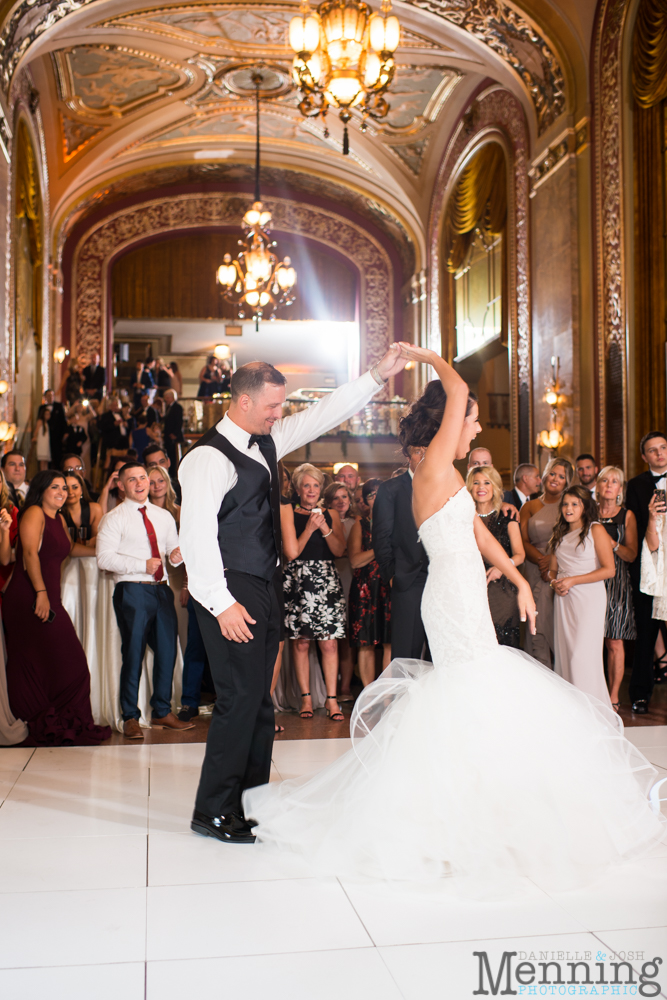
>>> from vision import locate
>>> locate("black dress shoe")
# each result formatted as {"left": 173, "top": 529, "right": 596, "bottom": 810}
{"left": 191, "top": 809, "right": 256, "bottom": 843}
{"left": 631, "top": 699, "right": 649, "bottom": 714}
{"left": 177, "top": 706, "right": 199, "bottom": 722}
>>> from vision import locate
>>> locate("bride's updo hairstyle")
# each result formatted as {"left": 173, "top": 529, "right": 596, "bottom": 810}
{"left": 398, "top": 380, "right": 477, "bottom": 457}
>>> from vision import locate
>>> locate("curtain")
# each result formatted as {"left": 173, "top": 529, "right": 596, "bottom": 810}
{"left": 632, "top": 0, "right": 667, "bottom": 109}
{"left": 14, "top": 120, "right": 43, "bottom": 348}
{"left": 444, "top": 143, "right": 507, "bottom": 274}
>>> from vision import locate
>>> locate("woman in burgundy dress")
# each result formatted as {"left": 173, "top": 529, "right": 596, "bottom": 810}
{"left": 4, "top": 470, "right": 111, "bottom": 746}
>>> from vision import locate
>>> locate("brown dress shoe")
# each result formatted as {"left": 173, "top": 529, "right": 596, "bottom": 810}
{"left": 123, "top": 719, "right": 144, "bottom": 740}
{"left": 151, "top": 711, "right": 195, "bottom": 731}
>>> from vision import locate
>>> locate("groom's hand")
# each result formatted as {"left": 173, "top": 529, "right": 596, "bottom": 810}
{"left": 375, "top": 342, "right": 407, "bottom": 380}
{"left": 217, "top": 602, "right": 257, "bottom": 642}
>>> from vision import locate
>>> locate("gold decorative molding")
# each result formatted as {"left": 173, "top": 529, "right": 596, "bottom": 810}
{"left": 528, "top": 118, "right": 589, "bottom": 196}
{"left": 59, "top": 113, "right": 104, "bottom": 161}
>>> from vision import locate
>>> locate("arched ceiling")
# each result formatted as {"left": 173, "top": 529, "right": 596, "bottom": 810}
{"left": 0, "top": 0, "right": 581, "bottom": 263}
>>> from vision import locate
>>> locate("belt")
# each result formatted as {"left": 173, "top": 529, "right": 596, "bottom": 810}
{"left": 120, "top": 579, "right": 167, "bottom": 586}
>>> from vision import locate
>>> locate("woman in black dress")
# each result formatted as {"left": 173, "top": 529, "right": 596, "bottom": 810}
{"left": 348, "top": 479, "right": 391, "bottom": 686}
{"left": 467, "top": 465, "right": 525, "bottom": 647}
{"left": 4, "top": 471, "right": 111, "bottom": 746}
{"left": 282, "top": 463, "right": 347, "bottom": 721}
{"left": 596, "top": 465, "right": 638, "bottom": 710}
{"left": 62, "top": 471, "right": 102, "bottom": 545}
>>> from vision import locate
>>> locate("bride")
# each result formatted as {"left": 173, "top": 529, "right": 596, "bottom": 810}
{"left": 244, "top": 346, "right": 666, "bottom": 891}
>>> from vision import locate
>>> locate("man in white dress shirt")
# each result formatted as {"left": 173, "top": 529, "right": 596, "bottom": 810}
{"left": 179, "top": 346, "right": 407, "bottom": 844}
{"left": 96, "top": 462, "right": 192, "bottom": 740}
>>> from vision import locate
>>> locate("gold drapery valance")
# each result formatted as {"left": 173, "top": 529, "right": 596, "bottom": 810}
{"left": 14, "top": 120, "right": 43, "bottom": 348}
{"left": 444, "top": 143, "right": 506, "bottom": 274}
{"left": 632, "top": 0, "right": 667, "bottom": 109}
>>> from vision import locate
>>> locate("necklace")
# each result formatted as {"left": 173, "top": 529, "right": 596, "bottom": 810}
{"left": 477, "top": 510, "right": 495, "bottom": 518}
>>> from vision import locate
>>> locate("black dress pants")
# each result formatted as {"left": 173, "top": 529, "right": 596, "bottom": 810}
{"left": 193, "top": 570, "right": 280, "bottom": 818}
{"left": 390, "top": 576, "right": 429, "bottom": 660}
{"left": 629, "top": 583, "right": 658, "bottom": 704}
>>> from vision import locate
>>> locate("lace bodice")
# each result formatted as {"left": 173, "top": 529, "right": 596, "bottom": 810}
{"left": 419, "top": 487, "right": 498, "bottom": 666}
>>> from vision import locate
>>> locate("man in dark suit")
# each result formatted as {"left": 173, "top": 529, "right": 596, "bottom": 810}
{"left": 82, "top": 352, "right": 106, "bottom": 399}
{"left": 42, "top": 389, "right": 68, "bottom": 470}
{"left": 503, "top": 463, "right": 542, "bottom": 508}
{"left": 372, "top": 446, "right": 430, "bottom": 659}
{"left": 163, "top": 389, "right": 184, "bottom": 472}
{"left": 625, "top": 430, "right": 667, "bottom": 714}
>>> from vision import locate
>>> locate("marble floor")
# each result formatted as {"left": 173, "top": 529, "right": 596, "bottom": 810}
{"left": 0, "top": 730, "right": 666, "bottom": 1000}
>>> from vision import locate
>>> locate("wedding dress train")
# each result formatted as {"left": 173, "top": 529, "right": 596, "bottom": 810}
{"left": 244, "top": 488, "right": 666, "bottom": 891}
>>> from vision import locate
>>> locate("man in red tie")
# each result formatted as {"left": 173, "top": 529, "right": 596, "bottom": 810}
{"left": 96, "top": 462, "right": 193, "bottom": 739}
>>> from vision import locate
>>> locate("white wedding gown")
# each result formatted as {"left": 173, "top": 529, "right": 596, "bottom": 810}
{"left": 244, "top": 488, "right": 666, "bottom": 891}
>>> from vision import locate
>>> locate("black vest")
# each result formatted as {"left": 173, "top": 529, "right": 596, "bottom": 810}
{"left": 191, "top": 426, "right": 281, "bottom": 581}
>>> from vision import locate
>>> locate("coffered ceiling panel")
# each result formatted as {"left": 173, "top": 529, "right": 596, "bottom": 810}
{"left": 135, "top": 107, "right": 330, "bottom": 151}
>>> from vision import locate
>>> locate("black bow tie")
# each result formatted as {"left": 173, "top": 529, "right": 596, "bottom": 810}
{"left": 651, "top": 473, "right": 666, "bottom": 483}
{"left": 248, "top": 434, "right": 270, "bottom": 448}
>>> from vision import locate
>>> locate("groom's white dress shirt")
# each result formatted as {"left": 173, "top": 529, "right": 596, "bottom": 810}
{"left": 179, "top": 370, "right": 382, "bottom": 617}
{"left": 96, "top": 498, "right": 182, "bottom": 585}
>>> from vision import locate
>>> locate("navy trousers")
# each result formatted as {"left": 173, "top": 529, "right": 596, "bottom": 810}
{"left": 180, "top": 596, "right": 208, "bottom": 709}
{"left": 112, "top": 581, "right": 178, "bottom": 721}
{"left": 193, "top": 570, "right": 280, "bottom": 818}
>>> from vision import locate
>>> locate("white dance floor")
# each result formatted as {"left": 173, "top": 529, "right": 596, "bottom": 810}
{"left": 0, "top": 731, "right": 666, "bottom": 1000}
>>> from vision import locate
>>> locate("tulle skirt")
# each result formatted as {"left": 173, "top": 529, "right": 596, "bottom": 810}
{"left": 244, "top": 647, "right": 667, "bottom": 894}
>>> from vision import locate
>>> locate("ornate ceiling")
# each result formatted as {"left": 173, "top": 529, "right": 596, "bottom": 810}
{"left": 1, "top": 0, "right": 576, "bottom": 264}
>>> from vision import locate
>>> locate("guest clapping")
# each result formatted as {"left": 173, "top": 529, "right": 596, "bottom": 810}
{"left": 548, "top": 486, "right": 615, "bottom": 704}
{"left": 596, "top": 466, "right": 638, "bottom": 710}
{"left": 282, "top": 463, "right": 347, "bottom": 721}
{"left": 520, "top": 458, "right": 573, "bottom": 666}
{"left": 63, "top": 471, "right": 102, "bottom": 545}
{"left": 348, "top": 479, "right": 391, "bottom": 685}
{"left": 467, "top": 465, "right": 525, "bottom": 647}
{"left": 4, "top": 471, "right": 111, "bottom": 745}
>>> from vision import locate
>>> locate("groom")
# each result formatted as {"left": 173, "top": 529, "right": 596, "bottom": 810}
{"left": 179, "top": 346, "right": 407, "bottom": 842}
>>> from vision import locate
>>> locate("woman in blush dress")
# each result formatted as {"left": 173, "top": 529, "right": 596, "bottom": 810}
{"left": 245, "top": 346, "right": 665, "bottom": 894}
{"left": 549, "top": 486, "right": 616, "bottom": 706}
{"left": 467, "top": 465, "right": 525, "bottom": 647}
{"left": 520, "top": 457, "right": 573, "bottom": 666}
{"left": 4, "top": 471, "right": 111, "bottom": 746}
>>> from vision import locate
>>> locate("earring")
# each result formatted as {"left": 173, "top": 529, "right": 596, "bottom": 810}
{"left": 617, "top": 493, "right": 623, "bottom": 505}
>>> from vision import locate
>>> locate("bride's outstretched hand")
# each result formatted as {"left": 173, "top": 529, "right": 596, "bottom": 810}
{"left": 374, "top": 342, "right": 408, "bottom": 380}
{"left": 518, "top": 581, "right": 537, "bottom": 635}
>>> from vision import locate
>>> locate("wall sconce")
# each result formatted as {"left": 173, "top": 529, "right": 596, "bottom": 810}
{"left": 0, "top": 380, "right": 8, "bottom": 395}
{"left": 214, "top": 344, "right": 231, "bottom": 360}
{"left": 0, "top": 421, "right": 17, "bottom": 442}
{"left": 536, "top": 355, "right": 563, "bottom": 453}
{"left": 53, "top": 346, "right": 69, "bottom": 364}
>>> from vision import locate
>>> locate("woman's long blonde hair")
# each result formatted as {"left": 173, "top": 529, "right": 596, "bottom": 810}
{"left": 149, "top": 465, "right": 179, "bottom": 521}
{"left": 466, "top": 465, "right": 504, "bottom": 514}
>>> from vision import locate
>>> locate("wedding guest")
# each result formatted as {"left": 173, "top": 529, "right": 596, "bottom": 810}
{"left": 596, "top": 466, "right": 638, "bottom": 710}
{"left": 520, "top": 457, "right": 573, "bottom": 666}
{"left": 282, "top": 463, "right": 347, "bottom": 721}
{"left": 373, "top": 443, "right": 429, "bottom": 658}
{"left": 82, "top": 352, "right": 106, "bottom": 400}
{"left": 149, "top": 464, "right": 189, "bottom": 685}
{"left": 334, "top": 464, "right": 360, "bottom": 492}
{"left": 467, "top": 465, "right": 525, "bottom": 647}
{"left": 626, "top": 430, "right": 667, "bottom": 713}
{"left": 4, "top": 471, "right": 111, "bottom": 746}
{"left": 0, "top": 486, "right": 26, "bottom": 745}
{"left": 62, "top": 453, "right": 98, "bottom": 501}
{"left": 62, "top": 402, "right": 88, "bottom": 459}
{"left": 99, "top": 397, "right": 130, "bottom": 463}
{"left": 198, "top": 356, "right": 221, "bottom": 398}
{"left": 63, "top": 471, "right": 102, "bottom": 545}
{"left": 133, "top": 361, "right": 146, "bottom": 408}
{"left": 155, "top": 359, "right": 173, "bottom": 399}
{"left": 168, "top": 361, "right": 183, "bottom": 397}
{"left": 549, "top": 486, "right": 615, "bottom": 705}
{"left": 323, "top": 481, "right": 357, "bottom": 701}
{"left": 0, "top": 471, "right": 19, "bottom": 597}
{"left": 504, "top": 463, "right": 541, "bottom": 509}
{"left": 143, "top": 443, "right": 182, "bottom": 503}
{"left": 575, "top": 454, "right": 598, "bottom": 494}
{"left": 42, "top": 389, "right": 68, "bottom": 470}
{"left": 163, "top": 389, "right": 184, "bottom": 472}
{"left": 32, "top": 405, "right": 51, "bottom": 470}
{"left": 131, "top": 414, "right": 151, "bottom": 456}
{"left": 1, "top": 451, "right": 28, "bottom": 507}
{"left": 148, "top": 465, "right": 180, "bottom": 524}
{"left": 134, "top": 392, "right": 158, "bottom": 426}
{"left": 467, "top": 446, "right": 493, "bottom": 471}
{"left": 96, "top": 462, "right": 193, "bottom": 739}
{"left": 348, "top": 478, "right": 391, "bottom": 685}
{"left": 63, "top": 360, "right": 84, "bottom": 405}
{"left": 98, "top": 458, "right": 127, "bottom": 514}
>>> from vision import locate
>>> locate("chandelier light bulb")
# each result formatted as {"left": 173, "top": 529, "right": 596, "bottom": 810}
{"left": 326, "top": 72, "right": 363, "bottom": 105}
{"left": 545, "top": 389, "right": 558, "bottom": 407}
{"left": 289, "top": 13, "right": 321, "bottom": 54}
{"left": 0, "top": 420, "right": 8, "bottom": 440}
{"left": 245, "top": 291, "right": 260, "bottom": 307}
{"left": 246, "top": 250, "right": 272, "bottom": 284}
{"left": 0, "top": 380, "right": 8, "bottom": 395}
{"left": 369, "top": 11, "right": 399, "bottom": 52}
{"left": 216, "top": 258, "right": 237, "bottom": 287}
{"left": 259, "top": 211, "right": 272, "bottom": 227}
{"left": 259, "top": 292, "right": 271, "bottom": 307}
{"left": 362, "top": 51, "right": 382, "bottom": 87}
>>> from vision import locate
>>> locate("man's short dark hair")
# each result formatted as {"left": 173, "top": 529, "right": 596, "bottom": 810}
{"left": 231, "top": 362, "right": 287, "bottom": 401}
{"left": 143, "top": 443, "right": 166, "bottom": 464}
{"left": 640, "top": 431, "right": 667, "bottom": 456}
{"left": 575, "top": 453, "right": 597, "bottom": 465}
{"left": 119, "top": 462, "right": 146, "bottom": 477}
{"left": 1, "top": 450, "right": 25, "bottom": 468}
{"left": 514, "top": 463, "right": 538, "bottom": 485}
{"left": 61, "top": 453, "right": 84, "bottom": 469}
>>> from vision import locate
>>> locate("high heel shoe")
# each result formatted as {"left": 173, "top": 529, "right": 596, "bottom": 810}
{"left": 299, "top": 692, "right": 313, "bottom": 719}
{"left": 325, "top": 696, "right": 344, "bottom": 722}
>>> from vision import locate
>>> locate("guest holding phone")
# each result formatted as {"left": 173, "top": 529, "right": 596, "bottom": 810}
{"left": 4, "top": 471, "right": 111, "bottom": 746}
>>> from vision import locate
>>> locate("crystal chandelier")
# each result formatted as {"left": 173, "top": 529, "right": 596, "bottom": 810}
{"left": 216, "top": 73, "right": 297, "bottom": 327}
{"left": 289, "top": 0, "right": 400, "bottom": 154}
